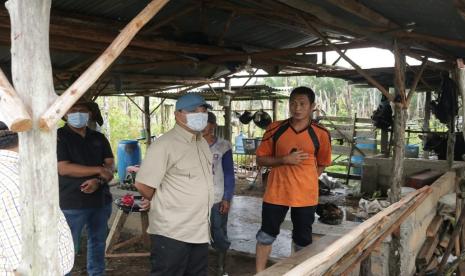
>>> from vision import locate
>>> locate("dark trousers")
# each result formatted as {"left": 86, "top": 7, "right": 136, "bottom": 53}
{"left": 210, "top": 202, "right": 231, "bottom": 251}
{"left": 150, "top": 234, "right": 208, "bottom": 276}
{"left": 261, "top": 202, "right": 316, "bottom": 247}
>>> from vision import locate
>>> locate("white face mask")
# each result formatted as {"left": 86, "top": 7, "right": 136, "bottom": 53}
{"left": 186, "top": 112, "right": 208, "bottom": 132}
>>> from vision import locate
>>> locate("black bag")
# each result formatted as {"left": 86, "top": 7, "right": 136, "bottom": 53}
{"left": 371, "top": 95, "right": 392, "bottom": 130}
{"left": 431, "top": 74, "right": 459, "bottom": 125}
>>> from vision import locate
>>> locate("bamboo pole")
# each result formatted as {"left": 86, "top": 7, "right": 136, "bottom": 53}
{"left": 0, "top": 68, "right": 32, "bottom": 131}
{"left": 39, "top": 0, "right": 170, "bottom": 131}
{"left": 6, "top": 0, "right": 60, "bottom": 274}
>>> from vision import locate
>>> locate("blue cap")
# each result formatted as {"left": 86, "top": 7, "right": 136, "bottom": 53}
{"left": 175, "top": 93, "right": 212, "bottom": 112}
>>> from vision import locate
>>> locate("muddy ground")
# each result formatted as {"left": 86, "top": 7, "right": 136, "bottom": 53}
{"left": 72, "top": 246, "right": 259, "bottom": 276}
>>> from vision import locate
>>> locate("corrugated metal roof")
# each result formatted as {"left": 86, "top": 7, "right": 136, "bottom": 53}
{"left": 0, "top": 0, "right": 462, "bottom": 96}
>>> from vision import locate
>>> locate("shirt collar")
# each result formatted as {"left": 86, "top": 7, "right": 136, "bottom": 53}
{"left": 209, "top": 137, "right": 218, "bottom": 148}
{"left": 174, "top": 124, "right": 201, "bottom": 143}
{"left": 0, "top": 150, "right": 19, "bottom": 164}
{"left": 64, "top": 124, "right": 92, "bottom": 138}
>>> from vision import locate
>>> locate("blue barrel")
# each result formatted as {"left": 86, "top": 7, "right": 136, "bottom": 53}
{"left": 351, "top": 142, "right": 376, "bottom": 175}
{"left": 350, "top": 155, "right": 364, "bottom": 175}
{"left": 405, "top": 144, "right": 419, "bottom": 158}
{"left": 117, "top": 140, "right": 141, "bottom": 182}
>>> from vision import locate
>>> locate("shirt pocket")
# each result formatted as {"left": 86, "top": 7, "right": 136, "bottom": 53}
{"left": 174, "top": 159, "right": 201, "bottom": 178}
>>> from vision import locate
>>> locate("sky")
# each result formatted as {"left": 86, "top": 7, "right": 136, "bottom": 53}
{"left": 230, "top": 47, "right": 424, "bottom": 86}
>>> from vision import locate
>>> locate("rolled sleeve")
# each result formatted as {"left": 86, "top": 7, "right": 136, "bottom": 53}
{"left": 135, "top": 141, "right": 167, "bottom": 189}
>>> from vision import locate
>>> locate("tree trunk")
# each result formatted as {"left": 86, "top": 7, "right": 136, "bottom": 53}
{"left": 423, "top": 91, "right": 432, "bottom": 159}
{"left": 224, "top": 78, "right": 232, "bottom": 142}
{"left": 102, "top": 96, "right": 111, "bottom": 141}
{"left": 6, "top": 0, "right": 61, "bottom": 274}
{"left": 454, "top": 66, "right": 465, "bottom": 142}
{"left": 144, "top": 96, "right": 151, "bottom": 147}
{"left": 345, "top": 83, "right": 352, "bottom": 115}
{"left": 388, "top": 41, "right": 407, "bottom": 276}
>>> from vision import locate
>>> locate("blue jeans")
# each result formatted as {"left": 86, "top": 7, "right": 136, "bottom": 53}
{"left": 62, "top": 204, "right": 112, "bottom": 276}
{"left": 210, "top": 202, "right": 231, "bottom": 251}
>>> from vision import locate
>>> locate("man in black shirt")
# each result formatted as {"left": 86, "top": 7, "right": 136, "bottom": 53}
{"left": 57, "top": 101, "right": 114, "bottom": 275}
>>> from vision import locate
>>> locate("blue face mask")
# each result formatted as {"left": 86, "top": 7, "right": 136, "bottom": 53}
{"left": 67, "top": 112, "right": 89, "bottom": 128}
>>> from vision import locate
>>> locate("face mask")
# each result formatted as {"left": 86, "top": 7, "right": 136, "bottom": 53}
{"left": 186, "top": 112, "right": 208, "bottom": 132}
{"left": 67, "top": 112, "right": 89, "bottom": 128}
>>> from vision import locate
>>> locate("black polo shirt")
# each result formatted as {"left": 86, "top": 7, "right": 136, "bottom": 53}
{"left": 57, "top": 125, "right": 114, "bottom": 209}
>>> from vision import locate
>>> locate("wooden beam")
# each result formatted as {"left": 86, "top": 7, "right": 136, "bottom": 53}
{"left": 341, "top": 188, "right": 432, "bottom": 275}
{"left": 6, "top": 0, "right": 60, "bottom": 274}
{"left": 143, "top": 4, "right": 199, "bottom": 34}
{"left": 325, "top": 0, "right": 394, "bottom": 27}
{"left": 438, "top": 200, "right": 465, "bottom": 274}
{"left": 406, "top": 58, "right": 428, "bottom": 106}
{"left": 0, "top": 27, "right": 179, "bottom": 61}
{"left": 0, "top": 8, "right": 240, "bottom": 57}
{"left": 300, "top": 19, "right": 394, "bottom": 101}
{"left": 0, "top": 68, "right": 32, "bottom": 131}
{"left": 39, "top": 0, "right": 171, "bottom": 130}
{"left": 394, "top": 30, "right": 465, "bottom": 49}
{"left": 207, "top": 41, "right": 378, "bottom": 63}
{"left": 271, "top": 186, "right": 431, "bottom": 276}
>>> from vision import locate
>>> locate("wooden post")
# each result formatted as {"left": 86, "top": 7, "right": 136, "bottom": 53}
{"left": 388, "top": 41, "right": 407, "bottom": 276}
{"left": 272, "top": 99, "right": 278, "bottom": 121}
{"left": 144, "top": 96, "right": 151, "bottom": 147}
{"left": 224, "top": 78, "right": 232, "bottom": 142}
{"left": 447, "top": 120, "right": 455, "bottom": 168}
{"left": 423, "top": 91, "right": 432, "bottom": 159}
{"left": 0, "top": 68, "right": 32, "bottom": 132}
{"left": 390, "top": 41, "right": 407, "bottom": 203}
{"left": 6, "top": 0, "right": 60, "bottom": 274}
{"left": 456, "top": 60, "right": 465, "bottom": 142}
{"left": 380, "top": 129, "right": 389, "bottom": 157}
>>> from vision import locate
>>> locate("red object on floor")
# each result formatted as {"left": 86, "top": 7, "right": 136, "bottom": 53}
{"left": 121, "top": 194, "right": 135, "bottom": 206}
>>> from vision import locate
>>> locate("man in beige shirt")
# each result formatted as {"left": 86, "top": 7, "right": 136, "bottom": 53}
{"left": 135, "top": 93, "right": 214, "bottom": 276}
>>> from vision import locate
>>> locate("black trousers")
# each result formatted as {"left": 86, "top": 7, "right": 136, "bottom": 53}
{"left": 150, "top": 234, "right": 208, "bottom": 276}
{"left": 261, "top": 202, "right": 316, "bottom": 247}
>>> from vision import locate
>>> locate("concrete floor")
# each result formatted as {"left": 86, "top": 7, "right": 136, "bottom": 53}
{"left": 109, "top": 187, "right": 360, "bottom": 259}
